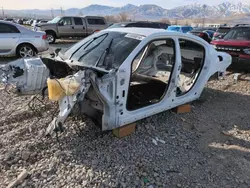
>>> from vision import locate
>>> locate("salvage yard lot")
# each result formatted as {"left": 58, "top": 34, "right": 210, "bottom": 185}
{"left": 0, "top": 41, "right": 250, "bottom": 188}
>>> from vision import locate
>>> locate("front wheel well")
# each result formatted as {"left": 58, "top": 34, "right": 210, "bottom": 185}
{"left": 16, "top": 43, "right": 38, "bottom": 54}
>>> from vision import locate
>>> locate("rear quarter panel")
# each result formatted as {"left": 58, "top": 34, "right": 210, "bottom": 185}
{"left": 15, "top": 31, "right": 48, "bottom": 52}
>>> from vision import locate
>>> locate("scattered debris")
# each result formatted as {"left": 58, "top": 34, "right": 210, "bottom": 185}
{"left": 233, "top": 73, "right": 241, "bottom": 83}
{"left": 221, "top": 131, "right": 232, "bottom": 137}
{"left": 21, "top": 151, "right": 31, "bottom": 161}
{"left": 7, "top": 169, "right": 28, "bottom": 188}
{"left": 152, "top": 138, "right": 158, "bottom": 146}
{"left": 239, "top": 73, "right": 250, "bottom": 82}
{"left": 155, "top": 137, "right": 166, "bottom": 144}
{"left": 152, "top": 137, "right": 166, "bottom": 145}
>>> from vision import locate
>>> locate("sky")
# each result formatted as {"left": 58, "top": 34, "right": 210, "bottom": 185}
{"left": 1, "top": 0, "right": 247, "bottom": 10}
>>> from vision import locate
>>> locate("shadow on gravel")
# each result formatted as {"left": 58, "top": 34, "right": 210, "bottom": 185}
{"left": 53, "top": 87, "right": 250, "bottom": 187}
{"left": 0, "top": 57, "right": 18, "bottom": 65}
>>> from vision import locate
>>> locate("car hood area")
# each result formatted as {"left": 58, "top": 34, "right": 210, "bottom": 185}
{"left": 37, "top": 23, "right": 57, "bottom": 28}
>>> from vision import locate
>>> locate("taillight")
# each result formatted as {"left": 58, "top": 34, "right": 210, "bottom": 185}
{"left": 213, "top": 32, "right": 219, "bottom": 37}
{"left": 199, "top": 33, "right": 205, "bottom": 37}
{"left": 42, "top": 35, "right": 47, "bottom": 40}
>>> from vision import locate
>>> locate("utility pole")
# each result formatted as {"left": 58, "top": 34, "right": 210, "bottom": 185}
{"left": 2, "top": 7, "right": 4, "bottom": 19}
{"left": 202, "top": 4, "right": 207, "bottom": 27}
{"left": 60, "top": 7, "right": 63, "bottom": 16}
{"left": 51, "top": 8, "right": 54, "bottom": 18}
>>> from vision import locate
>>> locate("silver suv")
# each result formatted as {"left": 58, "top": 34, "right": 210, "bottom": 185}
{"left": 36, "top": 16, "right": 108, "bottom": 43}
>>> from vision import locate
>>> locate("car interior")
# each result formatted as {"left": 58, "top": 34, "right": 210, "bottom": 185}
{"left": 127, "top": 39, "right": 205, "bottom": 111}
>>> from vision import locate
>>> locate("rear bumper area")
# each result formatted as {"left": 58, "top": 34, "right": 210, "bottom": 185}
{"left": 37, "top": 40, "right": 49, "bottom": 53}
{"left": 229, "top": 57, "right": 250, "bottom": 72}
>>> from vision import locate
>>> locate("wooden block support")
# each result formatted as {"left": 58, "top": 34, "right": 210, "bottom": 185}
{"left": 172, "top": 104, "right": 191, "bottom": 114}
{"left": 113, "top": 123, "right": 136, "bottom": 138}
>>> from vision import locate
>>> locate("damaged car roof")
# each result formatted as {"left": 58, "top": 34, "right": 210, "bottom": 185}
{"left": 103, "top": 27, "right": 206, "bottom": 42}
{"left": 104, "top": 27, "right": 167, "bottom": 37}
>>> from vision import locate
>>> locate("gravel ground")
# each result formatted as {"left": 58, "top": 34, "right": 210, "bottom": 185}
{"left": 0, "top": 54, "right": 250, "bottom": 187}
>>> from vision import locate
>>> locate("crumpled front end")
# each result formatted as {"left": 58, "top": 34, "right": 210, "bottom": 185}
{"left": 0, "top": 58, "right": 49, "bottom": 95}
{"left": 0, "top": 57, "right": 94, "bottom": 135}
{"left": 46, "top": 70, "right": 91, "bottom": 135}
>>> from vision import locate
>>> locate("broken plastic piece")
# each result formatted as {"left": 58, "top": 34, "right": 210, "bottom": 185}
{"left": 47, "top": 77, "right": 80, "bottom": 101}
{"left": 156, "top": 137, "right": 166, "bottom": 144}
{"left": 152, "top": 138, "right": 158, "bottom": 146}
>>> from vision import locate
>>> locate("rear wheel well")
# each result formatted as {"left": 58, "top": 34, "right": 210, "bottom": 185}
{"left": 45, "top": 30, "right": 57, "bottom": 38}
{"left": 16, "top": 43, "right": 38, "bottom": 54}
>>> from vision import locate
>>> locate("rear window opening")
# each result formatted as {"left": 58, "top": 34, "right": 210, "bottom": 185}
{"left": 217, "top": 28, "right": 231, "bottom": 33}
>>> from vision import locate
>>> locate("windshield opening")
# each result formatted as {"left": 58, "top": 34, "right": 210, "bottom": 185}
{"left": 48, "top": 17, "right": 61, "bottom": 24}
{"left": 223, "top": 27, "right": 250, "bottom": 40}
{"left": 67, "top": 32, "right": 142, "bottom": 70}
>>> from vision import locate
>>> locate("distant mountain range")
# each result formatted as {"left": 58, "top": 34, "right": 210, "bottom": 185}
{"left": 3, "top": 1, "right": 250, "bottom": 21}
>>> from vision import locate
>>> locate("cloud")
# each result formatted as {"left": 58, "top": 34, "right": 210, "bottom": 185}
{"left": 2, "top": 0, "right": 242, "bottom": 10}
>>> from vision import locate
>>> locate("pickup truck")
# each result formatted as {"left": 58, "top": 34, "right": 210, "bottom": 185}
{"left": 36, "top": 16, "right": 108, "bottom": 43}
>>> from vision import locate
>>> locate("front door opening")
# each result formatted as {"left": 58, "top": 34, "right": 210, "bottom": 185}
{"left": 127, "top": 39, "right": 176, "bottom": 111}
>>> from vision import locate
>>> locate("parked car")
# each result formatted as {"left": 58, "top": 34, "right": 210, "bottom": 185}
{"left": 108, "top": 21, "right": 170, "bottom": 29}
{"left": 167, "top": 25, "right": 193, "bottom": 33}
{"left": 1, "top": 28, "right": 231, "bottom": 134}
{"left": 16, "top": 19, "right": 24, "bottom": 25}
{"left": 213, "top": 26, "right": 231, "bottom": 40}
{"left": 4, "top": 18, "right": 14, "bottom": 22}
{"left": 36, "top": 16, "right": 108, "bottom": 44}
{"left": 22, "top": 19, "right": 28, "bottom": 24}
{"left": 0, "top": 21, "right": 49, "bottom": 57}
{"left": 31, "top": 19, "right": 41, "bottom": 28}
{"left": 23, "top": 19, "right": 30, "bottom": 25}
{"left": 188, "top": 28, "right": 215, "bottom": 43}
{"left": 32, "top": 20, "right": 49, "bottom": 30}
{"left": 211, "top": 24, "right": 250, "bottom": 71}
{"left": 26, "top": 19, "right": 34, "bottom": 25}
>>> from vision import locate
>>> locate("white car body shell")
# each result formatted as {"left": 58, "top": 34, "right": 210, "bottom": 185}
{"left": 0, "top": 28, "right": 231, "bottom": 134}
{"left": 89, "top": 28, "right": 231, "bottom": 129}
